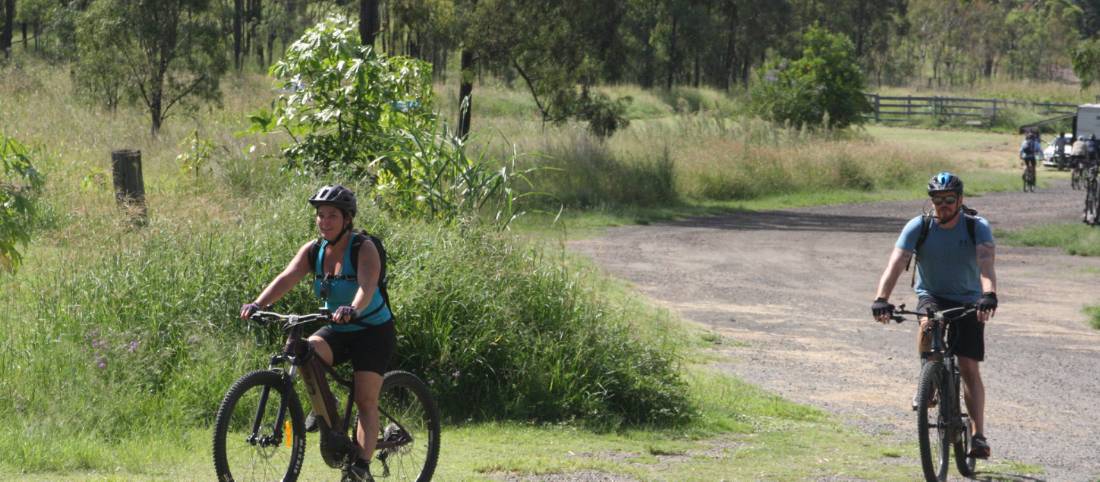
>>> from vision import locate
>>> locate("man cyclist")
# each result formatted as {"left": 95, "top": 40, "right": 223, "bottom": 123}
{"left": 1019, "top": 131, "right": 1042, "bottom": 187}
{"left": 871, "top": 172, "right": 998, "bottom": 459}
{"left": 240, "top": 185, "right": 393, "bottom": 481}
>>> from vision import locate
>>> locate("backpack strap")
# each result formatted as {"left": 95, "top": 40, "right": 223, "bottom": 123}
{"left": 312, "top": 235, "right": 360, "bottom": 282}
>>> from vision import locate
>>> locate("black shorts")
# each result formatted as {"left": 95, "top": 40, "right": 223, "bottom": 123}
{"left": 917, "top": 296, "right": 984, "bottom": 362}
{"left": 312, "top": 321, "right": 396, "bottom": 375}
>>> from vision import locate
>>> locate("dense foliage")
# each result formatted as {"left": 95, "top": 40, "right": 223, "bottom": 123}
{"left": 0, "top": 134, "right": 43, "bottom": 273}
{"left": 258, "top": 15, "right": 526, "bottom": 225}
{"left": 750, "top": 27, "right": 871, "bottom": 129}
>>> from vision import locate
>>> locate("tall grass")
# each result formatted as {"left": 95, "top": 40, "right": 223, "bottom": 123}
{"left": 0, "top": 57, "right": 693, "bottom": 470}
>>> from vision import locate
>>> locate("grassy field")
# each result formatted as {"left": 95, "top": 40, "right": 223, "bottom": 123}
{"left": 0, "top": 53, "right": 1052, "bottom": 480}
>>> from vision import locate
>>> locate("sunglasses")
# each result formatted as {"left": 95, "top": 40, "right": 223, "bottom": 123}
{"left": 931, "top": 195, "right": 958, "bottom": 205}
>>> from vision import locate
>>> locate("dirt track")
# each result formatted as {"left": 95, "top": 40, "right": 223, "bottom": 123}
{"left": 571, "top": 179, "right": 1100, "bottom": 481}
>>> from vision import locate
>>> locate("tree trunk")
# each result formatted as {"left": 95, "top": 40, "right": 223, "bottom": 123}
{"left": 254, "top": 0, "right": 264, "bottom": 67}
{"left": 722, "top": 0, "right": 737, "bottom": 90}
{"left": 233, "top": 0, "right": 242, "bottom": 70}
{"left": 457, "top": 49, "right": 474, "bottom": 140}
{"left": 666, "top": 14, "right": 679, "bottom": 90}
{"left": 359, "top": 0, "right": 379, "bottom": 48}
{"left": 1, "top": 0, "right": 14, "bottom": 58}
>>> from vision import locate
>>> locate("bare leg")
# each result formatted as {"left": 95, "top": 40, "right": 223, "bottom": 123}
{"left": 354, "top": 370, "right": 385, "bottom": 461}
{"left": 957, "top": 355, "right": 985, "bottom": 436}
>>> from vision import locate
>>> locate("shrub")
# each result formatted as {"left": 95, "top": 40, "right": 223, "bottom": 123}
{"left": 0, "top": 134, "right": 45, "bottom": 273}
{"left": 750, "top": 26, "right": 871, "bottom": 129}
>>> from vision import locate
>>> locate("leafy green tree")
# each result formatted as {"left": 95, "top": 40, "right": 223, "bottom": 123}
{"left": 260, "top": 14, "right": 436, "bottom": 174}
{"left": 750, "top": 26, "right": 871, "bottom": 129}
{"left": 1072, "top": 37, "right": 1100, "bottom": 88}
{"left": 75, "top": 0, "right": 227, "bottom": 135}
{"left": 0, "top": 134, "right": 44, "bottom": 273}
{"left": 468, "top": 0, "right": 631, "bottom": 138}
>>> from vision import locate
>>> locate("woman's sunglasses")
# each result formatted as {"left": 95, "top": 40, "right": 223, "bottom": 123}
{"left": 931, "top": 195, "right": 958, "bottom": 205}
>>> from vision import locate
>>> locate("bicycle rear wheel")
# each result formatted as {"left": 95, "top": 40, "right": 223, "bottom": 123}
{"left": 213, "top": 370, "right": 306, "bottom": 482}
{"left": 364, "top": 370, "right": 441, "bottom": 481}
{"left": 917, "top": 362, "right": 949, "bottom": 482}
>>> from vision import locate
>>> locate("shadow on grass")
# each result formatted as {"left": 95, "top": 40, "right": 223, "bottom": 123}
{"left": 972, "top": 471, "right": 1046, "bottom": 482}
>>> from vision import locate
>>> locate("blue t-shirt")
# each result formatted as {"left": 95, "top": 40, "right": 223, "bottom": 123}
{"left": 313, "top": 238, "right": 392, "bottom": 332}
{"left": 896, "top": 215, "right": 994, "bottom": 304}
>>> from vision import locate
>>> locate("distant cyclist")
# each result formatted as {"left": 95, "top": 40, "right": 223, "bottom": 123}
{"left": 1019, "top": 132, "right": 1042, "bottom": 186}
{"left": 871, "top": 172, "right": 998, "bottom": 460}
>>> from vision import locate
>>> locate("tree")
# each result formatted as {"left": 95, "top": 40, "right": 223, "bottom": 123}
{"left": 1073, "top": 37, "right": 1100, "bottom": 87}
{"left": 359, "top": 0, "right": 378, "bottom": 46}
{"left": 76, "top": 0, "right": 228, "bottom": 135}
{"left": 468, "top": 0, "right": 631, "bottom": 138}
{"left": 750, "top": 26, "right": 871, "bottom": 129}
{"left": 1, "top": 0, "right": 14, "bottom": 58}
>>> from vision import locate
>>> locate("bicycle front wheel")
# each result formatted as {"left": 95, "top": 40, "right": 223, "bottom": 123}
{"left": 369, "top": 370, "right": 441, "bottom": 481}
{"left": 917, "top": 362, "right": 949, "bottom": 482}
{"left": 954, "top": 414, "right": 976, "bottom": 477}
{"left": 213, "top": 370, "right": 306, "bottom": 482}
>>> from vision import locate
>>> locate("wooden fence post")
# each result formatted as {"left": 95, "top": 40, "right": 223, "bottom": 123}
{"left": 874, "top": 94, "right": 880, "bottom": 123}
{"left": 111, "top": 149, "right": 147, "bottom": 224}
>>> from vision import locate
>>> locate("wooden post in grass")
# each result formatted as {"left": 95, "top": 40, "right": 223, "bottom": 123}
{"left": 111, "top": 149, "right": 147, "bottom": 225}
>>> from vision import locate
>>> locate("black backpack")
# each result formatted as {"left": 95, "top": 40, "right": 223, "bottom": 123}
{"left": 308, "top": 231, "right": 392, "bottom": 320}
{"left": 1022, "top": 140, "right": 1037, "bottom": 157}
{"left": 906, "top": 206, "right": 978, "bottom": 284}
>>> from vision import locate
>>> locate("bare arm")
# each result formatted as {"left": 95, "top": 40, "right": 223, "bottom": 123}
{"left": 976, "top": 241, "right": 997, "bottom": 321}
{"left": 875, "top": 247, "right": 912, "bottom": 302}
{"left": 350, "top": 239, "right": 382, "bottom": 314}
{"left": 252, "top": 242, "right": 314, "bottom": 307}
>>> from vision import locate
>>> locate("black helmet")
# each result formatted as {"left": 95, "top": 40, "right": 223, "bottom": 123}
{"left": 309, "top": 185, "right": 357, "bottom": 217}
{"left": 928, "top": 171, "right": 963, "bottom": 195}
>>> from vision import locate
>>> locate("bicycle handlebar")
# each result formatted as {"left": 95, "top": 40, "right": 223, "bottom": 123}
{"left": 249, "top": 309, "right": 332, "bottom": 329}
{"left": 889, "top": 304, "right": 976, "bottom": 324}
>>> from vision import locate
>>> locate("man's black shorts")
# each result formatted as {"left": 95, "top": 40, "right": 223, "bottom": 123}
{"left": 917, "top": 296, "right": 984, "bottom": 361}
{"left": 312, "top": 321, "right": 396, "bottom": 375}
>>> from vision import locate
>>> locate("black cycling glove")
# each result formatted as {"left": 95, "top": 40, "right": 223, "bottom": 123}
{"left": 871, "top": 297, "right": 895, "bottom": 318}
{"left": 977, "top": 292, "right": 998, "bottom": 313}
{"left": 333, "top": 305, "right": 357, "bottom": 323}
{"left": 240, "top": 302, "right": 261, "bottom": 320}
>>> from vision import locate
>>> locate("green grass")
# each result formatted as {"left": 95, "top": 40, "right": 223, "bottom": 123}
{"left": 997, "top": 223, "right": 1100, "bottom": 256}
{"left": 1086, "top": 305, "right": 1100, "bottom": 330}
{"left": 0, "top": 367, "right": 924, "bottom": 481}
{"left": 0, "top": 53, "right": 1056, "bottom": 479}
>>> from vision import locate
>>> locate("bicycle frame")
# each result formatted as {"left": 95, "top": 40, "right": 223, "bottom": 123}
{"left": 247, "top": 312, "right": 414, "bottom": 465}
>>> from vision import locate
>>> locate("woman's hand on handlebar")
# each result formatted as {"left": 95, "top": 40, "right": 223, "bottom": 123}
{"left": 240, "top": 302, "right": 262, "bottom": 320}
{"left": 333, "top": 305, "right": 357, "bottom": 324}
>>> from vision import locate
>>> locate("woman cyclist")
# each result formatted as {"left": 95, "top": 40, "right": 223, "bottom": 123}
{"left": 240, "top": 185, "right": 394, "bottom": 481}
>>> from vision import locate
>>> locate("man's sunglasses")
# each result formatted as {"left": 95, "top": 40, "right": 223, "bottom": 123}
{"left": 931, "top": 195, "right": 958, "bottom": 205}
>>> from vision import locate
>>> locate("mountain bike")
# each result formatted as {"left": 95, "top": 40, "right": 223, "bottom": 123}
{"left": 891, "top": 304, "right": 978, "bottom": 482}
{"left": 1022, "top": 162, "right": 1036, "bottom": 192}
{"left": 213, "top": 310, "right": 441, "bottom": 482}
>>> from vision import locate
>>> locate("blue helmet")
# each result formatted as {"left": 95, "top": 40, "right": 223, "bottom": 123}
{"left": 928, "top": 172, "right": 963, "bottom": 195}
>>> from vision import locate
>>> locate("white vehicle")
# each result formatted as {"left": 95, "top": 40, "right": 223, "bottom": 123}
{"left": 1043, "top": 133, "right": 1074, "bottom": 168}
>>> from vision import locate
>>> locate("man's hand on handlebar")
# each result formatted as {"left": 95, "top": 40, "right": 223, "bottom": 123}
{"left": 976, "top": 292, "right": 997, "bottom": 322}
{"left": 872, "top": 297, "right": 895, "bottom": 323}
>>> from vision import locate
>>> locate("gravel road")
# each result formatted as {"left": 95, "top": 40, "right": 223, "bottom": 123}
{"left": 571, "top": 179, "right": 1100, "bottom": 481}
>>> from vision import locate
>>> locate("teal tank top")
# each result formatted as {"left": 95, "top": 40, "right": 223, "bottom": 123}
{"left": 313, "top": 238, "right": 392, "bottom": 332}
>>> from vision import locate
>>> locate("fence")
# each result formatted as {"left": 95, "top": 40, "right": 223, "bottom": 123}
{"left": 864, "top": 94, "right": 1077, "bottom": 125}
